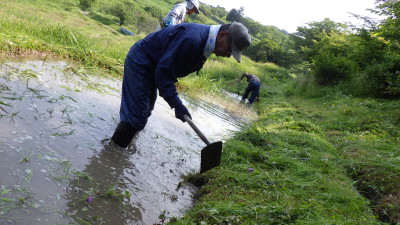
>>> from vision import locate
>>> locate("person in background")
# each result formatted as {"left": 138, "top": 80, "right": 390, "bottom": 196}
{"left": 161, "top": 0, "right": 200, "bottom": 28}
{"left": 238, "top": 72, "right": 261, "bottom": 104}
{"left": 111, "top": 22, "right": 251, "bottom": 148}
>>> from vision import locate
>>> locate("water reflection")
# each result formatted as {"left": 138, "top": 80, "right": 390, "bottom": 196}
{"left": 65, "top": 141, "right": 143, "bottom": 224}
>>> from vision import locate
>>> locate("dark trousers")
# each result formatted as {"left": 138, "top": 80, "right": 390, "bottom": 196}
{"left": 242, "top": 80, "right": 261, "bottom": 104}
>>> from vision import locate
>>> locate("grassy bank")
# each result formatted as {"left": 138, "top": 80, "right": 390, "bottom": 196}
{"left": 1, "top": 0, "right": 400, "bottom": 224}
{"left": 173, "top": 85, "right": 400, "bottom": 224}
{"left": 0, "top": 0, "right": 144, "bottom": 75}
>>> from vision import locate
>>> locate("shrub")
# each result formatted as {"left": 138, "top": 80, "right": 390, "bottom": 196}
{"left": 361, "top": 54, "right": 400, "bottom": 97}
{"left": 79, "top": 0, "right": 95, "bottom": 9}
{"left": 144, "top": 5, "right": 164, "bottom": 20}
{"left": 313, "top": 53, "right": 356, "bottom": 86}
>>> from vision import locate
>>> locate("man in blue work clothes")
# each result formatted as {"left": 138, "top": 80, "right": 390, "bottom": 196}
{"left": 238, "top": 72, "right": 260, "bottom": 104}
{"left": 111, "top": 22, "right": 251, "bottom": 148}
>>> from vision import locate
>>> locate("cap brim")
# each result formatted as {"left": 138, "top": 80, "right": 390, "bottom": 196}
{"left": 231, "top": 42, "right": 242, "bottom": 63}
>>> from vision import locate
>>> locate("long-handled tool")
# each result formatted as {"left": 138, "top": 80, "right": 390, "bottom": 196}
{"left": 184, "top": 115, "right": 222, "bottom": 173}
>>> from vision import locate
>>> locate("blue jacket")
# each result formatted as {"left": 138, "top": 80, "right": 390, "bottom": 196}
{"left": 128, "top": 23, "right": 209, "bottom": 105}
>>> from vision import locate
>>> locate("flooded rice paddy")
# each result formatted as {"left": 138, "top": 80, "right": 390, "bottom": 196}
{"left": 0, "top": 60, "right": 256, "bottom": 224}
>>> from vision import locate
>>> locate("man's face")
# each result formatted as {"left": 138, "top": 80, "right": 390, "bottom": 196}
{"left": 214, "top": 31, "right": 232, "bottom": 58}
{"left": 187, "top": 8, "right": 196, "bottom": 15}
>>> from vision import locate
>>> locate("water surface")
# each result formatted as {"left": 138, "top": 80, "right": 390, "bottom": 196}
{"left": 0, "top": 60, "right": 255, "bottom": 224}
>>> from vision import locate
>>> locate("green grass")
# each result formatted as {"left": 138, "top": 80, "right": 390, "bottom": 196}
{"left": 173, "top": 85, "right": 387, "bottom": 224}
{"left": 175, "top": 87, "right": 399, "bottom": 224}
{"left": 286, "top": 94, "right": 400, "bottom": 223}
{"left": 0, "top": 0, "right": 144, "bottom": 76}
{"left": 1, "top": 0, "right": 400, "bottom": 224}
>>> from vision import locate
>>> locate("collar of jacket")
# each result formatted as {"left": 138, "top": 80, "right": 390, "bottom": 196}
{"left": 203, "top": 25, "right": 221, "bottom": 58}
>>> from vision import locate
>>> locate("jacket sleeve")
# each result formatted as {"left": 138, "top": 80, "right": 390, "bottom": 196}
{"left": 164, "top": 4, "right": 186, "bottom": 26}
{"left": 155, "top": 34, "right": 198, "bottom": 108}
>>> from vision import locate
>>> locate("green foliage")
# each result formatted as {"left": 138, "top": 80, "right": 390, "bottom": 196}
{"left": 290, "top": 20, "right": 359, "bottom": 86}
{"left": 107, "top": 0, "right": 138, "bottom": 26}
{"left": 200, "top": 4, "right": 227, "bottom": 21}
{"left": 144, "top": 5, "right": 163, "bottom": 20}
{"left": 136, "top": 15, "right": 159, "bottom": 34}
{"left": 240, "top": 17, "right": 267, "bottom": 37}
{"left": 246, "top": 38, "right": 282, "bottom": 63}
{"left": 313, "top": 53, "right": 356, "bottom": 86}
{"left": 292, "top": 19, "right": 349, "bottom": 62}
{"left": 350, "top": 29, "right": 386, "bottom": 69}
{"left": 289, "top": 16, "right": 394, "bottom": 97}
{"left": 226, "top": 7, "right": 244, "bottom": 22}
{"left": 349, "top": 1, "right": 400, "bottom": 97}
{"left": 374, "top": 0, "right": 400, "bottom": 50}
{"left": 361, "top": 53, "right": 400, "bottom": 96}
{"left": 79, "top": 0, "right": 95, "bottom": 9}
{"left": 351, "top": 0, "right": 400, "bottom": 97}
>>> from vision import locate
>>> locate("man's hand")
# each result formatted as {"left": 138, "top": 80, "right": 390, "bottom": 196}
{"left": 167, "top": 96, "right": 192, "bottom": 122}
{"left": 174, "top": 103, "right": 192, "bottom": 122}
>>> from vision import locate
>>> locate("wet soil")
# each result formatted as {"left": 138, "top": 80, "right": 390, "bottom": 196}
{"left": 0, "top": 60, "right": 256, "bottom": 224}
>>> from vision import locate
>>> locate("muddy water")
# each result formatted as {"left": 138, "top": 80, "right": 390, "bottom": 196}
{"left": 0, "top": 61, "right": 256, "bottom": 225}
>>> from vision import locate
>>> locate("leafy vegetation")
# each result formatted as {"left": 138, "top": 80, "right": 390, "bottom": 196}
{"left": 288, "top": 1, "right": 400, "bottom": 98}
{"left": 1, "top": 0, "right": 399, "bottom": 224}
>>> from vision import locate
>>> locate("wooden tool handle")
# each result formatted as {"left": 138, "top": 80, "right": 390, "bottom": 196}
{"left": 184, "top": 115, "right": 211, "bottom": 145}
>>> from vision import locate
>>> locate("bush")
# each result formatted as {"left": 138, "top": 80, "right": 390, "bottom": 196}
{"left": 79, "top": 0, "right": 95, "bottom": 9}
{"left": 361, "top": 54, "right": 400, "bottom": 97}
{"left": 313, "top": 53, "right": 356, "bottom": 86}
{"left": 144, "top": 5, "right": 164, "bottom": 20}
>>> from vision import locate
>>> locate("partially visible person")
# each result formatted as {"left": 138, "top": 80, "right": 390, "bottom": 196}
{"left": 161, "top": 0, "right": 200, "bottom": 28}
{"left": 238, "top": 73, "right": 261, "bottom": 104}
{"left": 111, "top": 22, "right": 251, "bottom": 148}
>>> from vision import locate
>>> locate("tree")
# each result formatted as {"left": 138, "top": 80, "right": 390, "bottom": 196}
{"left": 79, "top": 0, "right": 96, "bottom": 10}
{"left": 110, "top": 1, "right": 132, "bottom": 26}
{"left": 311, "top": 32, "right": 357, "bottom": 85}
{"left": 374, "top": 0, "right": 400, "bottom": 50}
{"left": 292, "top": 18, "right": 348, "bottom": 61}
{"left": 353, "top": 0, "right": 400, "bottom": 97}
{"left": 226, "top": 7, "right": 244, "bottom": 22}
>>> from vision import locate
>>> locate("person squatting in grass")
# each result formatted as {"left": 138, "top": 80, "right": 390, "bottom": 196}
{"left": 238, "top": 72, "right": 261, "bottom": 104}
{"left": 111, "top": 22, "right": 252, "bottom": 148}
{"left": 161, "top": 0, "right": 200, "bottom": 28}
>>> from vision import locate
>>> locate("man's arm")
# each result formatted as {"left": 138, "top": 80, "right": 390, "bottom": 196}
{"left": 238, "top": 73, "right": 246, "bottom": 82}
{"left": 154, "top": 34, "right": 199, "bottom": 121}
{"left": 155, "top": 36, "right": 197, "bottom": 102}
{"left": 163, "top": 4, "right": 186, "bottom": 26}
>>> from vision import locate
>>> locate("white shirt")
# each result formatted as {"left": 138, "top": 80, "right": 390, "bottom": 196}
{"left": 163, "top": 3, "right": 187, "bottom": 26}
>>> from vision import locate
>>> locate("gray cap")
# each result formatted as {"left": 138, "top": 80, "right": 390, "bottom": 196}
{"left": 230, "top": 22, "right": 251, "bottom": 63}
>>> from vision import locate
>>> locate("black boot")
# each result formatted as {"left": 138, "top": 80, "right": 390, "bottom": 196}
{"left": 111, "top": 121, "right": 137, "bottom": 148}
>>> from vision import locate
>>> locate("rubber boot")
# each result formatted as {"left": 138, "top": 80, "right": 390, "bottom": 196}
{"left": 111, "top": 121, "right": 137, "bottom": 148}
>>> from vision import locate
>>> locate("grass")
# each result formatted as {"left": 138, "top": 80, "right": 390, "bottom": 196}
{"left": 0, "top": 0, "right": 141, "bottom": 75}
{"left": 173, "top": 84, "right": 382, "bottom": 224}
{"left": 285, "top": 94, "right": 400, "bottom": 223}
{"left": 174, "top": 86, "right": 399, "bottom": 224}
{"left": 1, "top": 0, "right": 400, "bottom": 224}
